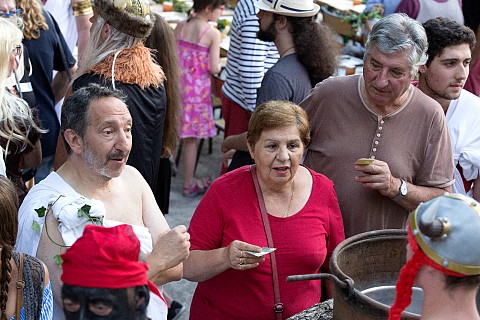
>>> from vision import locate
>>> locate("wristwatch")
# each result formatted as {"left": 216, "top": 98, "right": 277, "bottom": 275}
{"left": 392, "top": 179, "right": 408, "bottom": 201}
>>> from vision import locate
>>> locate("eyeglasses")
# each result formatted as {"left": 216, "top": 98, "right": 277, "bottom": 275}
{"left": 0, "top": 8, "right": 22, "bottom": 18}
{"left": 12, "top": 45, "right": 21, "bottom": 56}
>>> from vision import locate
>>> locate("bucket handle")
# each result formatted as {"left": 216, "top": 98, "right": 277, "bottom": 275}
{"left": 286, "top": 273, "right": 355, "bottom": 299}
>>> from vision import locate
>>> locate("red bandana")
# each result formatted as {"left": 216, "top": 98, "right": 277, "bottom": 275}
{"left": 61, "top": 224, "right": 148, "bottom": 289}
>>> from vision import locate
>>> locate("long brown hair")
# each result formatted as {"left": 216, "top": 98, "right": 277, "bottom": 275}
{"left": 287, "top": 16, "right": 341, "bottom": 86}
{"left": 144, "top": 14, "right": 180, "bottom": 157}
{"left": 16, "top": 0, "right": 49, "bottom": 40}
{"left": 0, "top": 176, "right": 19, "bottom": 320}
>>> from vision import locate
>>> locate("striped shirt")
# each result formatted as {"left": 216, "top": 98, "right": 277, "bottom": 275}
{"left": 221, "top": 0, "right": 279, "bottom": 112}
{"left": 10, "top": 281, "right": 53, "bottom": 320}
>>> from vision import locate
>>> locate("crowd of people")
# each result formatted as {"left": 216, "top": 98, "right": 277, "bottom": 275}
{"left": 0, "top": 0, "right": 479, "bottom": 319}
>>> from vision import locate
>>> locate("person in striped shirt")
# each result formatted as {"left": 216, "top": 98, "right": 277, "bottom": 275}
{"left": 220, "top": 0, "right": 278, "bottom": 172}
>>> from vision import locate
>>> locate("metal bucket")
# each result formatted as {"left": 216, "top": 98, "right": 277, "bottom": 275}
{"left": 288, "top": 229, "right": 421, "bottom": 320}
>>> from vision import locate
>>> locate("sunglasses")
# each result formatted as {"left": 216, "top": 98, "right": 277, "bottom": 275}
{"left": 12, "top": 45, "right": 21, "bottom": 56}
{"left": 0, "top": 8, "right": 22, "bottom": 18}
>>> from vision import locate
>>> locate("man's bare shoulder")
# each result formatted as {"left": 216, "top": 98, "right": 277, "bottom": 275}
{"left": 118, "top": 165, "right": 153, "bottom": 196}
{"left": 120, "top": 165, "right": 148, "bottom": 183}
{"left": 102, "top": 165, "right": 150, "bottom": 223}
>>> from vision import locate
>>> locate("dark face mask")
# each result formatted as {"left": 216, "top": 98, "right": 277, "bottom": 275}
{"left": 62, "top": 285, "right": 149, "bottom": 320}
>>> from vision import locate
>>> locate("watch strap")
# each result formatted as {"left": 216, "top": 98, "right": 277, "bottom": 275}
{"left": 392, "top": 179, "right": 406, "bottom": 201}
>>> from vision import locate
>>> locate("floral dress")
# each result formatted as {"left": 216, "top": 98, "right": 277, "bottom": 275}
{"left": 177, "top": 25, "right": 217, "bottom": 138}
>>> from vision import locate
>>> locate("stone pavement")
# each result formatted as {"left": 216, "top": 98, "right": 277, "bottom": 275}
{"left": 163, "top": 133, "right": 225, "bottom": 319}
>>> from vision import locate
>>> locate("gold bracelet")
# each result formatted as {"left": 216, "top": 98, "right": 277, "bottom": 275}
{"left": 73, "top": 7, "right": 93, "bottom": 16}
{"left": 72, "top": 3, "right": 92, "bottom": 11}
{"left": 72, "top": 0, "right": 92, "bottom": 12}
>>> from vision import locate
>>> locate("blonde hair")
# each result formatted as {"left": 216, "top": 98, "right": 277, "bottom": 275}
{"left": 16, "top": 0, "right": 49, "bottom": 40}
{"left": 0, "top": 20, "right": 22, "bottom": 87}
{"left": 78, "top": 15, "right": 142, "bottom": 75}
{"left": 0, "top": 19, "right": 45, "bottom": 158}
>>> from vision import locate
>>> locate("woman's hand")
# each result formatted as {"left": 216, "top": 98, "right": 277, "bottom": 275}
{"left": 184, "top": 241, "right": 266, "bottom": 282}
{"left": 224, "top": 240, "right": 265, "bottom": 270}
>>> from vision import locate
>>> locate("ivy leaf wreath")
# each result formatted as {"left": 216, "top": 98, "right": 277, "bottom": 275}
{"left": 32, "top": 196, "right": 104, "bottom": 267}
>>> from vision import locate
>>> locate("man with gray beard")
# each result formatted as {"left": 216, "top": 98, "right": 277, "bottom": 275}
{"left": 53, "top": 0, "right": 166, "bottom": 197}
{"left": 16, "top": 84, "right": 190, "bottom": 320}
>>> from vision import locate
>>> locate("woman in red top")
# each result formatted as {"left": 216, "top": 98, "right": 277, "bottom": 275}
{"left": 184, "top": 100, "right": 345, "bottom": 319}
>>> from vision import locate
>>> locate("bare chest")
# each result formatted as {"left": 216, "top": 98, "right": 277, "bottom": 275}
{"left": 84, "top": 187, "right": 144, "bottom": 226}
{"left": 101, "top": 192, "right": 144, "bottom": 226}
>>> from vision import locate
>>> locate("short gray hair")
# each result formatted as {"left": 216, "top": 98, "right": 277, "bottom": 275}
{"left": 61, "top": 84, "right": 127, "bottom": 154}
{"left": 365, "top": 13, "right": 428, "bottom": 76}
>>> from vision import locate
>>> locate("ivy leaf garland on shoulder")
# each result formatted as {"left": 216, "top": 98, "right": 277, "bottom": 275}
{"left": 32, "top": 195, "right": 104, "bottom": 267}
{"left": 77, "top": 204, "right": 104, "bottom": 224}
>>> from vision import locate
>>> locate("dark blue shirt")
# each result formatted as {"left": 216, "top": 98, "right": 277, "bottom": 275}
{"left": 23, "top": 9, "right": 76, "bottom": 157}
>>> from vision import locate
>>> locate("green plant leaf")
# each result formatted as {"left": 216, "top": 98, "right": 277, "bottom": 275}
{"left": 76, "top": 204, "right": 104, "bottom": 225}
{"left": 344, "top": 6, "right": 383, "bottom": 35}
{"left": 365, "top": 7, "right": 383, "bottom": 20}
{"left": 32, "top": 220, "right": 40, "bottom": 232}
{"left": 77, "top": 204, "right": 92, "bottom": 219}
{"left": 34, "top": 206, "right": 47, "bottom": 218}
{"left": 172, "top": 0, "right": 190, "bottom": 13}
{"left": 54, "top": 254, "right": 63, "bottom": 268}
{"left": 217, "top": 18, "right": 231, "bottom": 32}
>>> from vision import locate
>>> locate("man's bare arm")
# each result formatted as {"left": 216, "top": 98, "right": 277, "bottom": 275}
{"left": 36, "top": 210, "right": 68, "bottom": 307}
{"left": 392, "top": 181, "right": 451, "bottom": 212}
{"left": 51, "top": 65, "right": 77, "bottom": 105}
{"left": 74, "top": 14, "right": 92, "bottom": 63}
{"left": 221, "top": 132, "right": 248, "bottom": 153}
{"left": 138, "top": 170, "right": 190, "bottom": 285}
{"left": 355, "top": 160, "right": 451, "bottom": 212}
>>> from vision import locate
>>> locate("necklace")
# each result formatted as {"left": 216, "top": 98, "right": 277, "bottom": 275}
{"left": 280, "top": 45, "right": 295, "bottom": 58}
{"left": 283, "top": 179, "right": 295, "bottom": 217}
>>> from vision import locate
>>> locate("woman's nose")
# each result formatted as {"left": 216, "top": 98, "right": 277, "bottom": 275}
{"left": 277, "top": 146, "right": 289, "bottom": 160}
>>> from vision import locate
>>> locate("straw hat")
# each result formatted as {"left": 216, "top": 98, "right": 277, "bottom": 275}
{"left": 254, "top": 0, "right": 320, "bottom": 17}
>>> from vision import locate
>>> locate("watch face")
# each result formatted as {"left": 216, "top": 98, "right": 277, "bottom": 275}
{"left": 400, "top": 180, "right": 408, "bottom": 196}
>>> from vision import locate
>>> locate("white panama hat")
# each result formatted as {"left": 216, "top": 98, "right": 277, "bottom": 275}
{"left": 254, "top": 0, "right": 320, "bottom": 17}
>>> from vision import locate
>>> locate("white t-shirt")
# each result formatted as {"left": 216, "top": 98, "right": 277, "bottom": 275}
{"left": 446, "top": 89, "right": 480, "bottom": 196}
{"left": 44, "top": 0, "right": 77, "bottom": 53}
